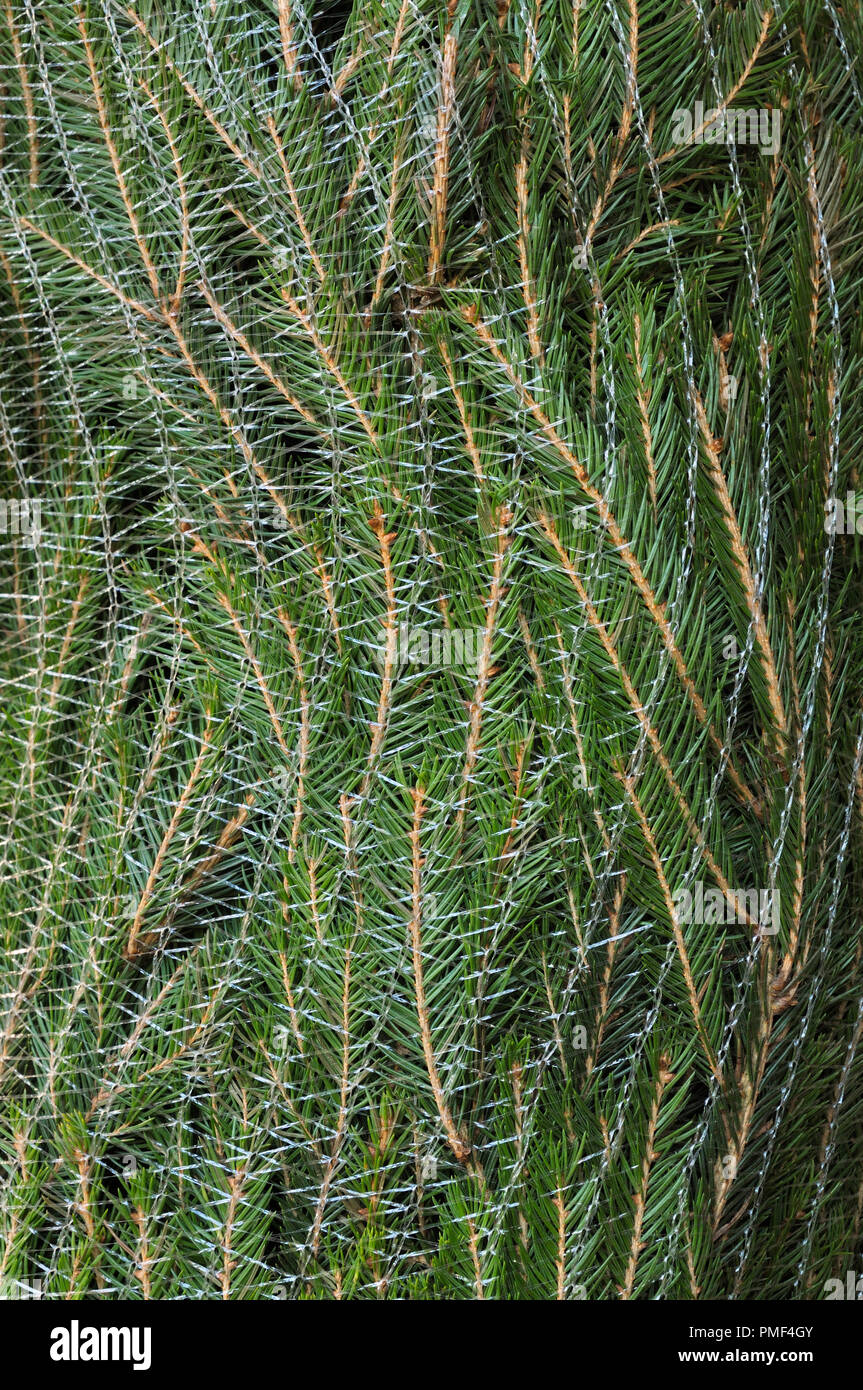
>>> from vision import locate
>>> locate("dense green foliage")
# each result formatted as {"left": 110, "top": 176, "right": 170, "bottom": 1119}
{"left": 1, "top": 0, "right": 862, "bottom": 1298}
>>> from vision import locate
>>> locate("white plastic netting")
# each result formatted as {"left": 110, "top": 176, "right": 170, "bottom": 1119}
{"left": 0, "top": 0, "right": 862, "bottom": 1299}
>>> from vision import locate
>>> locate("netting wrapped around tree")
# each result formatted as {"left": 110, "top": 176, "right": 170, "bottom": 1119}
{"left": 0, "top": 0, "right": 862, "bottom": 1300}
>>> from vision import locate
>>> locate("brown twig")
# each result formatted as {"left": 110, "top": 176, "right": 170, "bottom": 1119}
{"left": 126, "top": 6, "right": 262, "bottom": 181}
{"left": 219, "top": 1165, "right": 247, "bottom": 1298}
{"left": 456, "top": 505, "right": 511, "bottom": 835}
{"left": 632, "top": 313, "right": 657, "bottom": 522}
{"left": 513, "top": 2, "right": 544, "bottom": 361}
{"left": 266, "top": 114, "right": 325, "bottom": 281}
{"left": 460, "top": 301, "right": 760, "bottom": 817}
{"left": 198, "top": 280, "right": 317, "bottom": 426}
{"left": 540, "top": 511, "right": 755, "bottom": 929}
{"left": 622, "top": 8, "right": 773, "bottom": 176}
{"left": 2, "top": 0, "right": 37, "bottom": 186}
{"left": 620, "top": 769, "right": 722, "bottom": 1085}
{"left": 409, "top": 785, "right": 474, "bottom": 1168}
{"left": 276, "top": 608, "right": 310, "bottom": 862}
{"left": 125, "top": 710, "right": 214, "bottom": 959}
{"left": 437, "top": 337, "right": 484, "bottom": 483}
{"left": 621, "top": 1055, "right": 673, "bottom": 1297}
{"left": 131, "top": 1208, "right": 153, "bottom": 1299}
{"left": 692, "top": 388, "right": 786, "bottom": 752}
{"left": 140, "top": 79, "right": 189, "bottom": 313}
{"left": 553, "top": 1184, "right": 568, "bottom": 1299}
{"left": 277, "top": 0, "right": 302, "bottom": 90}
{"left": 77, "top": 3, "right": 161, "bottom": 301}
{"left": 428, "top": 12, "right": 458, "bottom": 285}
{"left": 584, "top": 0, "right": 637, "bottom": 246}
{"left": 19, "top": 217, "right": 158, "bottom": 322}
{"left": 363, "top": 504, "right": 398, "bottom": 795}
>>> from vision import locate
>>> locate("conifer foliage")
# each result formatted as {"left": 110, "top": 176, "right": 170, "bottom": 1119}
{"left": 1, "top": 0, "right": 862, "bottom": 1299}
